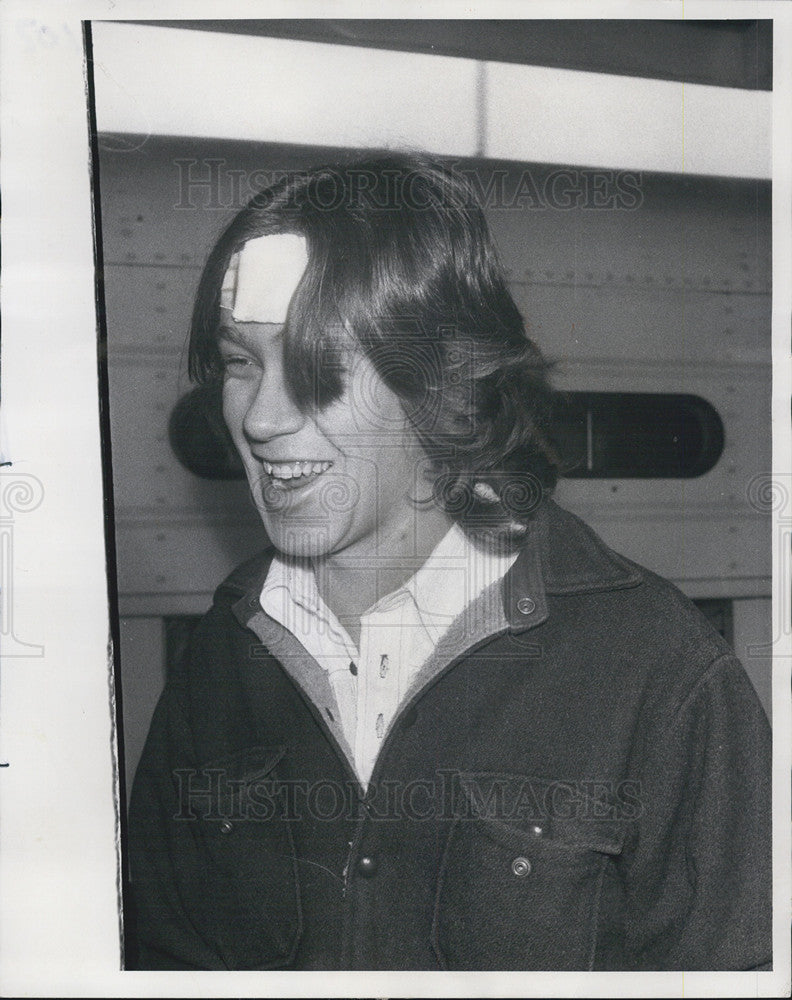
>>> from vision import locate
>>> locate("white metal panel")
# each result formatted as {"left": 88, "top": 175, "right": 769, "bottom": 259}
{"left": 115, "top": 520, "right": 268, "bottom": 601}
{"left": 91, "top": 22, "right": 772, "bottom": 179}
{"left": 102, "top": 265, "right": 198, "bottom": 351}
{"left": 485, "top": 61, "right": 771, "bottom": 178}
{"left": 552, "top": 359, "right": 771, "bottom": 595}
{"left": 512, "top": 284, "right": 770, "bottom": 366}
{"left": 487, "top": 175, "right": 770, "bottom": 296}
{"left": 91, "top": 22, "right": 479, "bottom": 156}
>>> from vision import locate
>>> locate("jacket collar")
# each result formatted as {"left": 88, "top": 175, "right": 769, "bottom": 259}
{"left": 503, "top": 498, "right": 643, "bottom": 633}
{"left": 226, "top": 498, "right": 643, "bottom": 636}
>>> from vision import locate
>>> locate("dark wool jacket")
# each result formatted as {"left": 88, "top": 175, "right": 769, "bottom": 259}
{"left": 127, "top": 500, "right": 772, "bottom": 971}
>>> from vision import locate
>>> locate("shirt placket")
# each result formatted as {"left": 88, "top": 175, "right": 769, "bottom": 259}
{"left": 356, "top": 600, "right": 407, "bottom": 785}
{"left": 323, "top": 620, "right": 359, "bottom": 747}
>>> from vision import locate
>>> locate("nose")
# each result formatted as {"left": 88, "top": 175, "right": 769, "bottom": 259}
{"left": 241, "top": 366, "right": 306, "bottom": 444}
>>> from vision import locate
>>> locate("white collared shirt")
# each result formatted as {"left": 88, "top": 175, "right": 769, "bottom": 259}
{"left": 260, "top": 523, "right": 519, "bottom": 785}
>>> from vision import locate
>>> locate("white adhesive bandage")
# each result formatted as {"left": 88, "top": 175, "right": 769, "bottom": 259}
{"left": 220, "top": 233, "right": 308, "bottom": 323}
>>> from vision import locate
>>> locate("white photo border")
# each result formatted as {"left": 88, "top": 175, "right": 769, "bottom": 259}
{"left": 0, "top": 2, "right": 789, "bottom": 997}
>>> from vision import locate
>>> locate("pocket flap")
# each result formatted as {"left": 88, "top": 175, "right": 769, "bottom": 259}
{"left": 456, "top": 771, "right": 629, "bottom": 855}
{"left": 197, "top": 744, "right": 286, "bottom": 784}
{"left": 174, "top": 744, "right": 301, "bottom": 969}
{"left": 175, "top": 745, "right": 288, "bottom": 829}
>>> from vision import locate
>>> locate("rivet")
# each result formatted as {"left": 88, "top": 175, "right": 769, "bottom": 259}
{"left": 511, "top": 856, "right": 532, "bottom": 877}
{"left": 517, "top": 597, "right": 536, "bottom": 616}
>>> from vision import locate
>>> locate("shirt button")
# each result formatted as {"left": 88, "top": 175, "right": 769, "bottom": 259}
{"left": 357, "top": 855, "right": 378, "bottom": 877}
{"left": 517, "top": 596, "right": 536, "bottom": 615}
{"left": 529, "top": 824, "right": 544, "bottom": 837}
{"left": 511, "top": 856, "right": 532, "bottom": 877}
{"left": 219, "top": 820, "right": 234, "bottom": 835}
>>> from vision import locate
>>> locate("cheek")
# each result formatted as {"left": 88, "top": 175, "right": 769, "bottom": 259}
{"left": 222, "top": 382, "right": 250, "bottom": 442}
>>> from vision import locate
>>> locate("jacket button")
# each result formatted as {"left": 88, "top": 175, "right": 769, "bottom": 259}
{"left": 530, "top": 824, "right": 544, "bottom": 837}
{"left": 511, "top": 856, "right": 532, "bottom": 877}
{"left": 517, "top": 597, "right": 536, "bottom": 615}
{"left": 219, "top": 820, "right": 234, "bottom": 834}
{"left": 356, "top": 855, "right": 378, "bottom": 877}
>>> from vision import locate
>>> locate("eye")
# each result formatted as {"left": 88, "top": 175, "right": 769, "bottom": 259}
{"left": 222, "top": 355, "right": 252, "bottom": 371}
{"left": 218, "top": 349, "right": 259, "bottom": 377}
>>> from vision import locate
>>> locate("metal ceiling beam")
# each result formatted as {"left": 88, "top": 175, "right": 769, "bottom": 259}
{"left": 131, "top": 19, "right": 772, "bottom": 91}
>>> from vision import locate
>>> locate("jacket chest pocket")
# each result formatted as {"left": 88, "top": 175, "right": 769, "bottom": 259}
{"left": 432, "top": 774, "right": 625, "bottom": 970}
{"left": 174, "top": 745, "right": 302, "bottom": 969}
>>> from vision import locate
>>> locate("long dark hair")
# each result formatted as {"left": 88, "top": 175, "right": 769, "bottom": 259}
{"left": 189, "top": 153, "right": 558, "bottom": 534}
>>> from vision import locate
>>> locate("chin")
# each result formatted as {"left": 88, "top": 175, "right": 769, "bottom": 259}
{"left": 262, "top": 521, "right": 346, "bottom": 560}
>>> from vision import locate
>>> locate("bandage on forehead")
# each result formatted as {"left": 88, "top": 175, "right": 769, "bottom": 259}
{"left": 220, "top": 233, "right": 308, "bottom": 323}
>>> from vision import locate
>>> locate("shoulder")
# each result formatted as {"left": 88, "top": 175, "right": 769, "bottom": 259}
{"left": 165, "top": 548, "right": 276, "bottom": 700}
{"left": 535, "top": 500, "right": 739, "bottom": 695}
{"left": 540, "top": 499, "right": 721, "bottom": 622}
{"left": 175, "top": 548, "right": 276, "bottom": 674}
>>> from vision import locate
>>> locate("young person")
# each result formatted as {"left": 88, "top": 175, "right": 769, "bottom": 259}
{"left": 128, "top": 154, "right": 771, "bottom": 971}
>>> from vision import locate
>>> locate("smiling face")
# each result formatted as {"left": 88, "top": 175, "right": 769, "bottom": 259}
{"left": 218, "top": 314, "right": 442, "bottom": 561}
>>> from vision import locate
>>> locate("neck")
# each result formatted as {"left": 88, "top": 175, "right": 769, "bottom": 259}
{"left": 312, "top": 506, "right": 454, "bottom": 646}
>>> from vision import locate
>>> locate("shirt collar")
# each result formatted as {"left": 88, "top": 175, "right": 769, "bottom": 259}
{"left": 259, "top": 521, "right": 518, "bottom": 643}
{"left": 260, "top": 553, "right": 353, "bottom": 650}
{"left": 230, "top": 499, "right": 645, "bottom": 636}
{"left": 399, "top": 522, "right": 520, "bottom": 636}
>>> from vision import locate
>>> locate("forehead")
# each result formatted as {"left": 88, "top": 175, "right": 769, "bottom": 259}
{"left": 217, "top": 306, "right": 363, "bottom": 365}
{"left": 217, "top": 312, "right": 283, "bottom": 348}
{"left": 216, "top": 311, "right": 361, "bottom": 389}
{"left": 221, "top": 233, "right": 308, "bottom": 324}
{"left": 217, "top": 311, "right": 388, "bottom": 392}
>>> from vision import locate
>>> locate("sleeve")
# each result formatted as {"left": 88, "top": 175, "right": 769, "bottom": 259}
{"left": 621, "top": 652, "right": 772, "bottom": 970}
{"left": 127, "top": 681, "right": 229, "bottom": 970}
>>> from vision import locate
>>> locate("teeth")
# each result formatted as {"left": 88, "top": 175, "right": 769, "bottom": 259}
{"left": 264, "top": 460, "right": 332, "bottom": 480}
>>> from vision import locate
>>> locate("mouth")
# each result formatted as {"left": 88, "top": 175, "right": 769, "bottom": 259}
{"left": 261, "top": 459, "right": 333, "bottom": 491}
